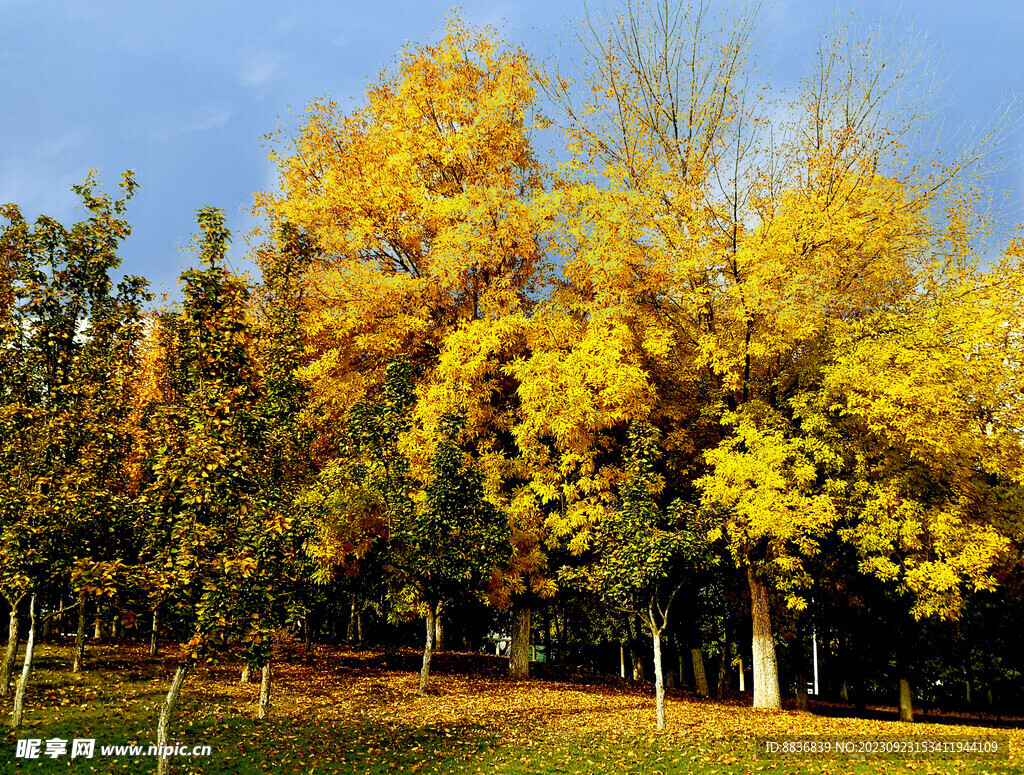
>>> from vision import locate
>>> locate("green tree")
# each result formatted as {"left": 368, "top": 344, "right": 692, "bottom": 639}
{"left": 0, "top": 171, "right": 148, "bottom": 723}
{"left": 144, "top": 208, "right": 279, "bottom": 769}
{"left": 306, "top": 359, "right": 509, "bottom": 695}
{"left": 564, "top": 421, "right": 705, "bottom": 729}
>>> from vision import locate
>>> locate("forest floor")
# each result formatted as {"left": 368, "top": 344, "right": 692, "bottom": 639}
{"left": 1, "top": 641, "right": 1021, "bottom": 774}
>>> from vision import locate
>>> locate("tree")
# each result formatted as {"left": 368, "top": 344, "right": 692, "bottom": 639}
{"left": 259, "top": 15, "right": 559, "bottom": 676}
{"left": 305, "top": 359, "right": 508, "bottom": 695}
{"left": 565, "top": 420, "right": 706, "bottom": 729}
{"left": 547, "top": 0, "right": 1020, "bottom": 710}
{"left": 143, "top": 208, "right": 279, "bottom": 771}
{"left": 0, "top": 171, "right": 149, "bottom": 723}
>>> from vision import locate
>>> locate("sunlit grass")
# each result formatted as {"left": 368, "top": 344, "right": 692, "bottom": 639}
{"left": 1, "top": 643, "right": 1020, "bottom": 773}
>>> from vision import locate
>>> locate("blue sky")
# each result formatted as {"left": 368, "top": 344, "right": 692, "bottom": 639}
{"left": 2, "top": 0, "right": 1022, "bottom": 299}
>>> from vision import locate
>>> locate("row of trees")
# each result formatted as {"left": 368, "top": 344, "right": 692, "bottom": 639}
{"left": 3, "top": 0, "right": 1023, "bottom": 743}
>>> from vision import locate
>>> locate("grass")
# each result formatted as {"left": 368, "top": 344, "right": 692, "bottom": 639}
{"left": 1, "top": 641, "right": 1021, "bottom": 774}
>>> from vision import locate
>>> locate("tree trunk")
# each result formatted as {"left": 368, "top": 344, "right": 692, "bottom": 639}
{"left": 737, "top": 653, "right": 745, "bottom": 693}
{"left": 748, "top": 566, "right": 781, "bottom": 709}
{"left": 509, "top": 604, "right": 530, "bottom": 680}
{"left": 73, "top": 600, "right": 86, "bottom": 673}
{"left": 156, "top": 663, "right": 191, "bottom": 775}
{"left": 691, "top": 647, "right": 708, "bottom": 697}
{"left": 41, "top": 607, "right": 54, "bottom": 639}
{"left": 258, "top": 660, "right": 272, "bottom": 719}
{"left": 150, "top": 607, "right": 159, "bottom": 658}
{"left": 434, "top": 609, "right": 444, "bottom": 652}
{"left": 899, "top": 677, "right": 914, "bottom": 722}
{"left": 796, "top": 671, "right": 809, "bottom": 711}
{"left": 347, "top": 595, "right": 357, "bottom": 643}
{"left": 93, "top": 616, "right": 102, "bottom": 640}
{"left": 839, "top": 679, "right": 849, "bottom": 703}
{"left": 631, "top": 648, "right": 644, "bottom": 681}
{"left": 240, "top": 663, "right": 251, "bottom": 684}
{"left": 418, "top": 603, "right": 436, "bottom": 695}
{"left": 620, "top": 645, "right": 626, "bottom": 678}
{"left": 1, "top": 595, "right": 22, "bottom": 695}
{"left": 717, "top": 643, "right": 728, "bottom": 699}
{"left": 356, "top": 608, "right": 363, "bottom": 643}
{"left": 11, "top": 594, "right": 37, "bottom": 729}
{"left": 650, "top": 622, "right": 666, "bottom": 730}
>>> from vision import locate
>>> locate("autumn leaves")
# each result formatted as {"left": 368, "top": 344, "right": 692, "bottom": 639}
{"left": 253, "top": 0, "right": 1024, "bottom": 722}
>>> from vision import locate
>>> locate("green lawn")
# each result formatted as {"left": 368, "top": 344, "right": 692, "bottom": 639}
{"left": 2, "top": 643, "right": 1020, "bottom": 774}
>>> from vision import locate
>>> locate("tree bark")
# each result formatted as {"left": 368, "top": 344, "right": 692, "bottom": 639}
{"left": 650, "top": 621, "right": 666, "bottom": 730}
{"left": 899, "top": 677, "right": 914, "bottom": 722}
{"left": 748, "top": 566, "right": 781, "bottom": 709}
{"left": 716, "top": 643, "right": 728, "bottom": 699}
{"left": 11, "top": 593, "right": 37, "bottom": 729}
{"left": 240, "top": 663, "right": 251, "bottom": 684}
{"left": 631, "top": 648, "right": 645, "bottom": 681}
{"left": 156, "top": 663, "right": 191, "bottom": 775}
{"left": 258, "top": 660, "right": 272, "bottom": 719}
{"left": 93, "top": 616, "right": 102, "bottom": 641}
{"left": 796, "top": 671, "right": 809, "bottom": 711}
{"left": 737, "top": 653, "right": 745, "bottom": 693}
{"left": 73, "top": 600, "right": 86, "bottom": 673}
{"left": 41, "top": 606, "right": 54, "bottom": 639}
{"left": 1, "top": 595, "right": 23, "bottom": 695}
{"left": 434, "top": 609, "right": 444, "bottom": 652}
{"left": 509, "top": 604, "right": 530, "bottom": 680}
{"left": 418, "top": 602, "right": 436, "bottom": 695}
{"left": 149, "top": 607, "right": 159, "bottom": 658}
{"left": 839, "top": 679, "right": 849, "bottom": 703}
{"left": 346, "top": 595, "right": 357, "bottom": 643}
{"left": 691, "top": 647, "right": 708, "bottom": 697}
{"left": 620, "top": 645, "right": 626, "bottom": 678}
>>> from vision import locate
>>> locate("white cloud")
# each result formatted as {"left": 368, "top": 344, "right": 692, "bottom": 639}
{"left": 181, "top": 104, "right": 234, "bottom": 134}
{"left": 238, "top": 50, "right": 286, "bottom": 92}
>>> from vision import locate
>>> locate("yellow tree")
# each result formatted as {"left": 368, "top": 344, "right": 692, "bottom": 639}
{"left": 258, "top": 16, "right": 558, "bottom": 673}
{"left": 549, "top": 0, "right": 1020, "bottom": 710}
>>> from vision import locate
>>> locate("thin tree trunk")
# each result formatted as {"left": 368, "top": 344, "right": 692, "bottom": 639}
{"left": 620, "top": 645, "right": 626, "bottom": 678}
{"left": 717, "top": 643, "right": 728, "bottom": 699}
{"left": 1, "top": 594, "right": 23, "bottom": 695}
{"left": 509, "top": 604, "right": 530, "bottom": 680}
{"left": 691, "top": 647, "right": 708, "bottom": 697}
{"left": 11, "top": 593, "right": 37, "bottom": 729}
{"left": 839, "top": 680, "right": 849, "bottom": 703}
{"left": 553, "top": 607, "right": 563, "bottom": 662}
{"left": 796, "top": 671, "right": 809, "bottom": 711}
{"left": 748, "top": 566, "right": 781, "bottom": 709}
{"left": 93, "top": 616, "right": 102, "bottom": 641}
{"left": 356, "top": 609, "right": 362, "bottom": 643}
{"left": 650, "top": 620, "right": 666, "bottom": 730}
{"left": 434, "top": 609, "right": 444, "bottom": 652}
{"left": 73, "top": 599, "right": 86, "bottom": 673}
{"left": 156, "top": 662, "right": 191, "bottom": 775}
{"left": 418, "top": 603, "right": 436, "bottom": 695}
{"left": 150, "top": 607, "right": 159, "bottom": 658}
{"left": 347, "top": 595, "right": 357, "bottom": 643}
{"left": 258, "top": 660, "right": 271, "bottom": 719}
{"left": 240, "top": 663, "right": 251, "bottom": 684}
{"left": 631, "top": 647, "right": 645, "bottom": 681}
{"left": 899, "top": 677, "right": 914, "bottom": 722}
{"left": 738, "top": 653, "right": 745, "bottom": 693}
{"left": 41, "top": 605, "right": 54, "bottom": 639}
